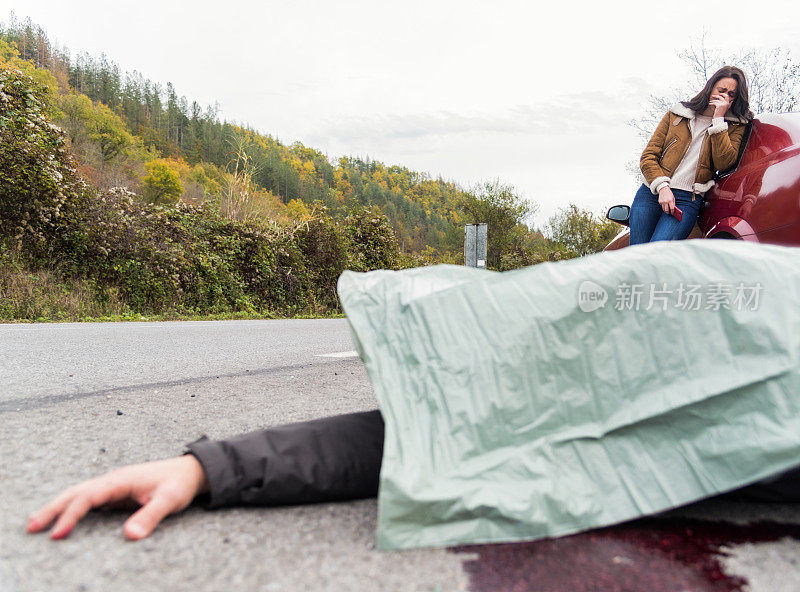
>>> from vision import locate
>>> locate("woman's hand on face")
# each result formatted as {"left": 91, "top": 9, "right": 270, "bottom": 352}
{"left": 26, "top": 455, "right": 209, "bottom": 541}
{"left": 658, "top": 186, "right": 675, "bottom": 214}
{"left": 709, "top": 93, "right": 731, "bottom": 117}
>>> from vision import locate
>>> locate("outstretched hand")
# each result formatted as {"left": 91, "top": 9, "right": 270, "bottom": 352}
{"left": 27, "top": 455, "right": 209, "bottom": 541}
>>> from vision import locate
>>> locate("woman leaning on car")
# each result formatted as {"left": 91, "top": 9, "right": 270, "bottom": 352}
{"left": 631, "top": 65, "right": 754, "bottom": 244}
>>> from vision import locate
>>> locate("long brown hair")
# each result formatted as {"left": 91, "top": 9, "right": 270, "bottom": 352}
{"left": 681, "top": 66, "right": 754, "bottom": 123}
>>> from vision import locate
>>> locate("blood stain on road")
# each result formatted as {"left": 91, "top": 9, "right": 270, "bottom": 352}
{"left": 449, "top": 518, "right": 800, "bottom": 592}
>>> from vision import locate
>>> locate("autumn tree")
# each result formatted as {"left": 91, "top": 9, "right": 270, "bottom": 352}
{"left": 547, "top": 203, "right": 621, "bottom": 256}
{"left": 457, "top": 178, "right": 537, "bottom": 269}
{"left": 86, "top": 101, "right": 134, "bottom": 164}
{"left": 142, "top": 159, "right": 183, "bottom": 205}
{"left": 59, "top": 93, "right": 92, "bottom": 144}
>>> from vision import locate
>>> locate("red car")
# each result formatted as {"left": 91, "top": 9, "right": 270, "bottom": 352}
{"left": 605, "top": 112, "right": 800, "bottom": 249}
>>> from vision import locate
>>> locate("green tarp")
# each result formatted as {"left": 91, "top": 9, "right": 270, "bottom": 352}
{"left": 337, "top": 238, "right": 800, "bottom": 550}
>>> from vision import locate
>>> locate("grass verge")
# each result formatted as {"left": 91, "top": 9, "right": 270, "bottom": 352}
{"left": 0, "top": 255, "right": 343, "bottom": 323}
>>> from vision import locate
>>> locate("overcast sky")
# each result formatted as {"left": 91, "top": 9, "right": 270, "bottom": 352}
{"left": 4, "top": 0, "right": 800, "bottom": 226}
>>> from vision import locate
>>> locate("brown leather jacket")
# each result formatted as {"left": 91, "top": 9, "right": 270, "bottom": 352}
{"left": 640, "top": 103, "right": 749, "bottom": 200}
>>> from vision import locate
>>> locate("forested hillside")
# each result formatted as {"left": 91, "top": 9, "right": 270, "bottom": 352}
{"left": 0, "top": 15, "right": 470, "bottom": 256}
{"left": 0, "top": 14, "right": 617, "bottom": 322}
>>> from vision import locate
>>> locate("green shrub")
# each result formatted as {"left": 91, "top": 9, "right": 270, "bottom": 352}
{"left": 344, "top": 205, "right": 401, "bottom": 272}
{"left": 295, "top": 202, "right": 349, "bottom": 309}
{"left": 0, "top": 65, "right": 89, "bottom": 260}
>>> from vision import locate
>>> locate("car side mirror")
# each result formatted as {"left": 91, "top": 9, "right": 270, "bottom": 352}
{"left": 606, "top": 205, "right": 630, "bottom": 226}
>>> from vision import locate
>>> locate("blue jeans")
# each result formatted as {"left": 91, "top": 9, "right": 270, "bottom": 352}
{"left": 629, "top": 183, "right": 701, "bottom": 244}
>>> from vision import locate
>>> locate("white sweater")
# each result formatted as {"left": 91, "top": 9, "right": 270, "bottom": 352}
{"left": 655, "top": 114, "right": 725, "bottom": 194}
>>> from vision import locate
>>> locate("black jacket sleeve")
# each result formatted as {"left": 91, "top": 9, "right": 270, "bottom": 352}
{"left": 186, "top": 406, "right": 800, "bottom": 510}
{"left": 186, "top": 409, "right": 385, "bottom": 509}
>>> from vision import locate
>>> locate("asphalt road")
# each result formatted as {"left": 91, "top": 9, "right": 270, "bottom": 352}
{"left": 2, "top": 319, "right": 800, "bottom": 592}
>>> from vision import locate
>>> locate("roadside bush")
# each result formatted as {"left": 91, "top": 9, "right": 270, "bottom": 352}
{"left": 399, "top": 246, "right": 461, "bottom": 268}
{"left": 296, "top": 202, "right": 404, "bottom": 309}
{"left": 59, "top": 187, "right": 315, "bottom": 314}
{"left": 295, "top": 202, "right": 349, "bottom": 310}
{"left": 344, "top": 205, "right": 401, "bottom": 272}
{"left": 497, "top": 247, "right": 578, "bottom": 271}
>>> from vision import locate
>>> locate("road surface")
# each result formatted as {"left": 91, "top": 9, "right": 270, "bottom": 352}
{"left": 2, "top": 319, "right": 800, "bottom": 592}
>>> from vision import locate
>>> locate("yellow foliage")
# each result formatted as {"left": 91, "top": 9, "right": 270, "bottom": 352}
{"left": 161, "top": 157, "right": 192, "bottom": 178}
{"left": 142, "top": 159, "right": 183, "bottom": 205}
{"left": 286, "top": 199, "right": 312, "bottom": 221}
{"left": 241, "top": 190, "right": 292, "bottom": 225}
{"left": 0, "top": 40, "right": 60, "bottom": 118}
{"left": 189, "top": 163, "right": 223, "bottom": 197}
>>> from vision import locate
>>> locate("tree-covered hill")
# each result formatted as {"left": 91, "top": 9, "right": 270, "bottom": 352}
{"left": 0, "top": 14, "right": 618, "bottom": 322}
{"left": 0, "top": 14, "right": 471, "bottom": 256}
{"left": 0, "top": 58, "right": 405, "bottom": 320}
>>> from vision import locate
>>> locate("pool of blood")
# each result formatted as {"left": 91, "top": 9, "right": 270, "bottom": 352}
{"left": 449, "top": 518, "right": 800, "bottom": 592}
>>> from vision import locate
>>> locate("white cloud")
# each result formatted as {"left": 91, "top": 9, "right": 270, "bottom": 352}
{"left": 306, "top": 84, "right": 646, "bottom": 147}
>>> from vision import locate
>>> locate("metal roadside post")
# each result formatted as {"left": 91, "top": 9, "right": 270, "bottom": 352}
{"left": 464, "top": 223, "right": 488, "bottom": 269}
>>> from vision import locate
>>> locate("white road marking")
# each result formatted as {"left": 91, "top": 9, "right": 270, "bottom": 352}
{"left": 316, "top": 351, "right": 359, "bottom": 358}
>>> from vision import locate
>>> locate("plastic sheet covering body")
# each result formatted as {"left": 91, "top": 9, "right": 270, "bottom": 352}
{"left": 336, "top": 239, "right": 800, "bottom": 550}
